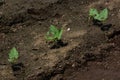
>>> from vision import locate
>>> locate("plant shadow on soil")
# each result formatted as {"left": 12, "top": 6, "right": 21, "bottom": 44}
{"left": 92, "top": 19, "right": 112, "bottom": 31}
{"left": 11, "top": 63, "right": 25, "bottom": 79}
{"left": 47, "top": 40, "right": 68, "bottom": 49}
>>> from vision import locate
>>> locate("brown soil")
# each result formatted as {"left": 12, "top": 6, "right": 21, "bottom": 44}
{"left": 0, "top": 0, "right": 120, "bottom": 80}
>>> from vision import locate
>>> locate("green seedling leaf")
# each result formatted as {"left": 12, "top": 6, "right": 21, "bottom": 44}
{"left": 89, "top": 8, "right": 108, "bottom": 21}
{"left": 58, "top": 29, "right": 63, "bottom": 40}
{"left": 89, "top": 8, "right": 98, "bottom": 17}
{"left": 8, "top": 47, "right": 19, "bottom": 63}
{"left": 94, "top": 8, "right": 108, "bottom": 21}
{"left": 46, "top": 25, "right": 63, "bottom": 41}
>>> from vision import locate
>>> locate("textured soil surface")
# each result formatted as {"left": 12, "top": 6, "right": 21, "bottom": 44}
{"left": 0, "top": 0, "right": 120, "bottom": 80}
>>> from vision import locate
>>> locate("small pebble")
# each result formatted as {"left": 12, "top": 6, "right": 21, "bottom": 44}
{"left": 67, "top": 28, "right": 70, "bottom": 31}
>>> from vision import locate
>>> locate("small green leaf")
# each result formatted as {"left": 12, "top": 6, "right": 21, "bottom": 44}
{"left": 46, "top": 35, "right": 55, "bottom": 41}
{"left": 58, "top": 29, "right": 63, "bottom": 40}
{"left": 89, "top": 8, "right": 98, "bottom": 17}
{"left": 89, "top": 8, "right": 108, "bottom": 21}
{"left": 8, "top": 47, "right": 19, "bottom": 63}
{"left": 50, "top": 25, "right": 58, "bottom": 35}
{"left": 95, "top": 8, "right": 108, "bottom": 21}
{"left": 46, "top": 25, "right": 63, "bottom": 41}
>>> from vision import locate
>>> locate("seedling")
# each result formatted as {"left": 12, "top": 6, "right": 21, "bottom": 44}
{"left": 89, "top": 8, "right": 108, "bottom": 22}
{"left": 46, "top": 25, "right": 63, "bottom": 42}
{"left": 8, "top": 47, "right": 19, "bottom": 63}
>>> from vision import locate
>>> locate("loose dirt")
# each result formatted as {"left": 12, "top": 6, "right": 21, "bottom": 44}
{"left": 0, "top": 0, "right": 120, "bottom": 80}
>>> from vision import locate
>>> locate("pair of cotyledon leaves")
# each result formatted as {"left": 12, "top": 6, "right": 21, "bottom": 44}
{"left": 89, "top": 8, "right": 108, "bottom": 21}
{"left": 46, "top": 25, "right": 63, "bottom": 41}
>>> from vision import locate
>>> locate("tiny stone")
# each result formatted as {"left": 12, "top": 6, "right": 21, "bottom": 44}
{"left": 67, "top": 28, "right": 70, "bottom": 31}
{"left": 72, "top": 63, "right": 75, "bottom": 67}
